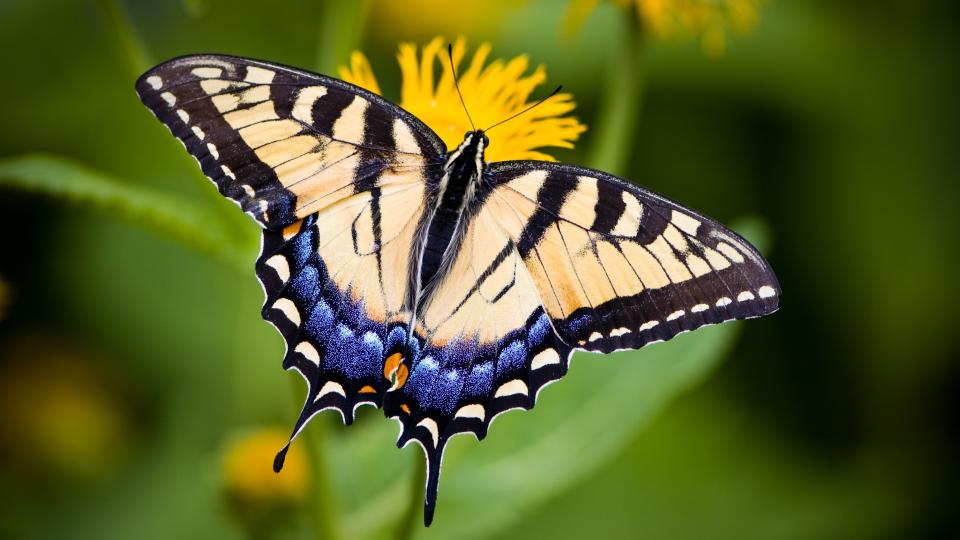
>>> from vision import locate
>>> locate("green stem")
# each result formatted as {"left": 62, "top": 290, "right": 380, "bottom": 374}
{"left": 308, "top": 422, "right": 339, "bottom": 540}
{"left": 96, "top": 0, "right": 151, "bottom": 78}
{"left": 394, "top": 451, "right": 426, "bottom": 540}
{"left": 315, "top": 0, "right": 372, "bottom": 74}
{"left": 586, "top": 15, "right": 645, "bottom": 176}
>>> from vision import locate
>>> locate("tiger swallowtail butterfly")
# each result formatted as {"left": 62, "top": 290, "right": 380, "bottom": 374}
{"left": 136, "top": 53, "right": 780, "bottom": 525}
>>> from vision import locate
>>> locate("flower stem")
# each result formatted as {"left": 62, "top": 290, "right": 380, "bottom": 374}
{"left": 96, "top": 0, "right": 151, "bottom": 78}
{"left": 586, "top": 15, "right": 645, "bottom": 176}
{"left": 394, "top": 451, "right": 426, "bottom": 540}
{"left": 315, "top": 0, "right": 372, "bottom": 74}
{"left": 307, "top": 422, "right": 339, "bottom": 540}
{"left": 289, "top": 380, "right": 340, "bottom": 540}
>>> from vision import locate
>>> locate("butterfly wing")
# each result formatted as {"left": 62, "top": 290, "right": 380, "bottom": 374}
{"left": 135, "top": 54, "right": 444, "bottom": 228}
{"left": 486, "top": 160, "right": 780, "bottom": 351}
{"left": 394, "top": 160, "right": 780, "bottom": 523}
{"left": 136, "top": 54, "right": 446, "bottom": 464}
{"left": 389, "top": 203, "right": 572, "bottom": 524}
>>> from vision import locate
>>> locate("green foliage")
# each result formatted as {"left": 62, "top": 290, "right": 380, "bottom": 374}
{"left": 0, "top": 154, "right": 248, "bottom": 270}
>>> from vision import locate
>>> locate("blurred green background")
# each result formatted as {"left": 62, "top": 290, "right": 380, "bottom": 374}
{"left": 1, "top": 1, "right": 958, "bottom": 539}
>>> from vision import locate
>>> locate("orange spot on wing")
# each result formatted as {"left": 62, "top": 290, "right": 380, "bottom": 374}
{"left": 400, "top": 404, "right": 411, "bottom": 414}
{"left": 383, "top": 352, "right": 403, "bottom": 380}
{"left": 358, "top": 385, "right": 376, "bottom": 394}
{"left": 396, "top": 363, "right": 409, "bottom": 389}
{"left": 383, "top": 352, "right": 409, "bottom": 390}
{"left": 281, "top": 220, "right": 303, "bottom": 240}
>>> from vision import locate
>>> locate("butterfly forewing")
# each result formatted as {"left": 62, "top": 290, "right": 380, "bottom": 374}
{"left": 484, "top": 161, "right": 780, "bottom": 352}
{"left": 135, "top": 54, "right": 444, "bottom": 228}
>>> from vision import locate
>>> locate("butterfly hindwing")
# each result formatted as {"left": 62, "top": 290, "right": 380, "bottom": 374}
{"left": 256, "top": 174, "right": 427, "bottom": 419}
{"left": 386, "top": 203, "right": 573, "bottom": 524}
{"left": 135, "top": 54, "right": 444, "bottom": 228}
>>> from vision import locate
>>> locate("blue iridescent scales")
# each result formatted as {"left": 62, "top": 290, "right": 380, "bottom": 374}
{"left": 136, "top": 54, "right": 780, "bottom": 526}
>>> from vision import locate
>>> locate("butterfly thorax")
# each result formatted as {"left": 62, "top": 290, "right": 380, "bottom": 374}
{"left": 410, "top": 131, "right": 488, "bottom": 311}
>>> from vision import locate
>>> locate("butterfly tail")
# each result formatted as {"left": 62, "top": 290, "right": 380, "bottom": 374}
{"left": 273, "top": 376, "right": 324, "bottom": 472}
{"left": 423, "top": 440, "right": 444, "bottom": 526}
{"left": 272, "top": 411, "right": 307, "bottom": 473}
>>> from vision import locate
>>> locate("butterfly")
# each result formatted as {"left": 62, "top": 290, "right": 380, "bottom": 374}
{"left": 136, "top": 53, "right": 779, "bottom": 525}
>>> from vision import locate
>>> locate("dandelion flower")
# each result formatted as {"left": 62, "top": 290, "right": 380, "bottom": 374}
{"left": 340, "top": 36, "right": 587, "bottom": 162}
{"left": 565, "top": 0, "right": 764, "bottom": 56}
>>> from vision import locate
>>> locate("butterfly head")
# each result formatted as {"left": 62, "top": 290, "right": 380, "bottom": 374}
{"left": 445, "top": 130, "right": 488, "bottom": 180}
{"left": 469, "top": 130, "right": 490, "bottom": 148}
{"left": 460, "top": 130, "right": 488, "bottom": 157}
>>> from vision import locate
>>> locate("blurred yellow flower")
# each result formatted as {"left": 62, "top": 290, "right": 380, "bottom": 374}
{"left": 566, "top": 0, "right": 764, "bottom": 56}
{"left": 367, "top": 0, "right": 520, "bottom": 45}
{"left": 0, "top": 335, "right": 132, "bottom": 482}
{"left": 222, "top": 428, "right": 309, "bottom": 502}
{"left": 340, "top": 36, "right": 587, "bottom": 162}
{"left": 221, "top": 428, "right": 310, "bottom": 534}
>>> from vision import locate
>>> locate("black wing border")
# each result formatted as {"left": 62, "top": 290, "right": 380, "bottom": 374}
{"left": 136, "top": 53, "right": 448, "bottom": 159}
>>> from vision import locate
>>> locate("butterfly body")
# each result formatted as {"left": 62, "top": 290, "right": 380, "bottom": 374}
{"left": 412, "top": 130, "right": 487, "bottom": 317}
{"left": 136, "top": 54, "right": 780, "bottom": 526}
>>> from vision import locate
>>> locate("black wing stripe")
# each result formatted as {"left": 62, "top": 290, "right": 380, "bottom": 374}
{"left": 488, "top": 188, "right": 569, "bottom": 319}
{"left": 310, "top": 90, "right": 355, "bottom": 137}
{"left": 515, "top": 170, "right": 575, "bottom": 258}
{"left": 591, "top": 179, "right": 626, "bottom": 234}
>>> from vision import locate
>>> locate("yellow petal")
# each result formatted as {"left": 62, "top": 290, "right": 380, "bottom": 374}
{"left": 338, "top": 51, "right": 382, "bottom": 95}
{"left": 340, "top": 36, "right": 586, "bottom": 162}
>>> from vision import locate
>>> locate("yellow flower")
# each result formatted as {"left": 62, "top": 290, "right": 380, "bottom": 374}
{"left": 222, "top": 428, "right": 309, "bottom": 502}
{"left": 221, "top": 428, "right": 310, "bottom": 534}
{"left": 367, "top": 0, "right": 519, "bottom": 43}
{"left": 566, "top": 0, "right": 764, "bottom": 56}
{"left": 0, "top": 335, "right": 132, "bottom": 481}
{"left": 340, "top": 37, "right": 587, "bottom": 162}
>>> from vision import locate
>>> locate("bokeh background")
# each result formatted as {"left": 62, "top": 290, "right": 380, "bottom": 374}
{"left": 1, "top": 1, "right": 958, "bottom": 539}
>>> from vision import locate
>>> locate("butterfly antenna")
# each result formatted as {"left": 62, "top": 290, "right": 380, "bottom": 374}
{"left": 483, "top": 85, "right": 563, "bottom": 133}
{"left": 447, "top": 43, "right": 476, "bottom": 131}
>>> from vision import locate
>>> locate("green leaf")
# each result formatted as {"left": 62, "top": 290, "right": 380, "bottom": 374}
{"left": 324, "top": 222, "right": 770, "bottom": 539}
{"left": 0, "top": 153, "right": 250, "bottom": 269}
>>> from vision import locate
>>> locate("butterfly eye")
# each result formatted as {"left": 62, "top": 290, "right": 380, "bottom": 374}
{"left": 482, "top": 134, "right": 490, "bottom": 146}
